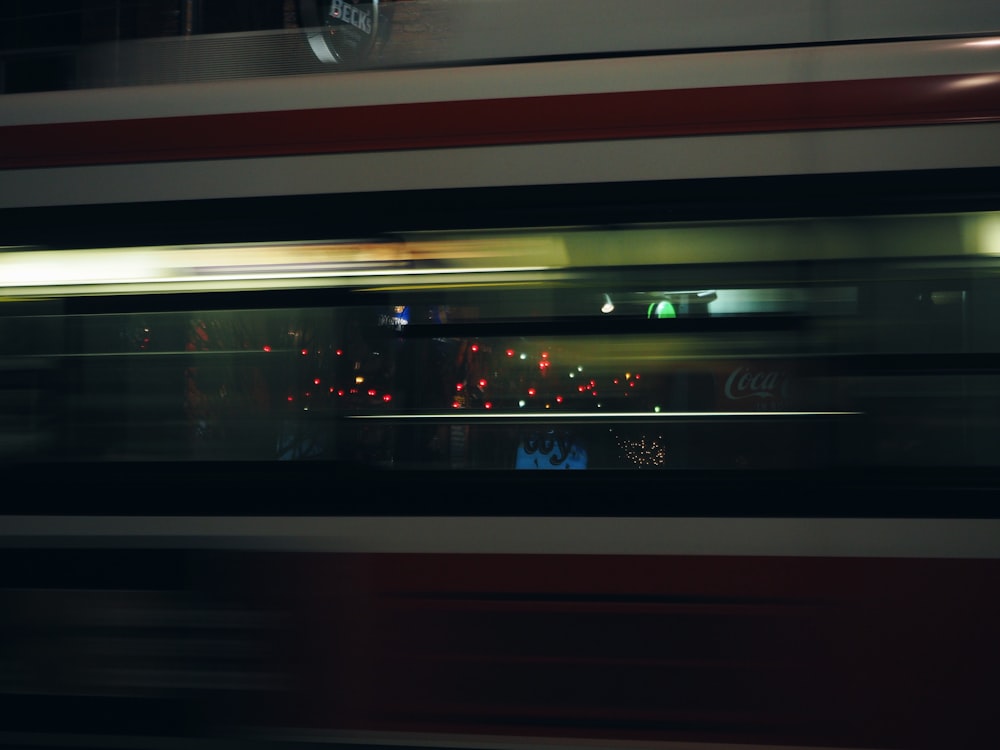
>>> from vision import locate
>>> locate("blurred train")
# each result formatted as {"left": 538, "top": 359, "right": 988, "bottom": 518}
{"left": 3, "top": 2, "right": 1000, "bottom": 750}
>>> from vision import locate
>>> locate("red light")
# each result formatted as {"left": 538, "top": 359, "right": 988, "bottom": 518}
{"left": 541, "top": 351, "right": 549, "bottom": 358}
{"left": 528, "top": 388, "right": 536, "bottom": 396}
{"left": 484, "top": 401, "right": 493, "bottom": 409}
{"left": 337, "top": 390, "right": 345, "bottom": 396}
{"left": 300, "top": 349, "right": 308, "bottom": 356}
{"left": 314, "top": 378, "right": 321, "bottom": 385}
{"left": 336, "top": 349, "right": 343, "bottom": 356}
{"left": 263, "top": 345, "right": 272, "bottom": 352}
{"left": 456, "top": 383, "right": 464, "bottom": 391}
{"left": 556, "top": 395, "right": 563, "bottom": 403}
{"left": 506, "top": 349, "right": 515, "bottom": 357}
{"left": 470, "top": 344, "right": 479, "bottom": 352}
{"left": 368, "top": 389, "right": 377, "bottom": 397}
{"left": 452, "top": 401, "right": 461, "bottom": 409}
{"left": 478, "top": 379, "right": 487, "bottom": 388}
{"left": 382, "top": 393, "right": 392, "bottom": 402}
{"left": 286, "top": 395, "right": 294, "bottom": 402}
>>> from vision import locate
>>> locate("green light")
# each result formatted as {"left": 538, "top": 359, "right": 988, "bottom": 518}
{"left": 648, "top": 301, "right": 676, "bottom": 319}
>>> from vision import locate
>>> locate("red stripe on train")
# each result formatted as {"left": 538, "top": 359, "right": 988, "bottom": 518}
{"left": 2, "top": 74, "right": 999, "bottom": 170}
{"left": 244, "top": 552, "right": 1000, "bottom": 750}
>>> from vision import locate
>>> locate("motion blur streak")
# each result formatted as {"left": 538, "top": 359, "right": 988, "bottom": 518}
{"left": 3, "top": 3, "right": 1000, "bottom": 750}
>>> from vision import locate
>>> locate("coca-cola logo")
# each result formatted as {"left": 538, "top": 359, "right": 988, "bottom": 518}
{"left": 723, "top": 366, "right": 791, "bottom": 410}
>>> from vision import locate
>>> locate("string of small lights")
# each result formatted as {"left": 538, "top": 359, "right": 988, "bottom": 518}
{"left": 612, "top": 430, "right": 667, "bottom": 467}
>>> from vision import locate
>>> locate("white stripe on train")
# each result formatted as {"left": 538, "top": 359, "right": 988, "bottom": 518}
{"left": 2, "top": 516, "right": 999, "bottom": 558}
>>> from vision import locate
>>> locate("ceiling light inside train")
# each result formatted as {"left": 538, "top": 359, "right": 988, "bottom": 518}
{"left": 601, "top": 294, "right": 614, "bottom": 313}
{"left": 0, "top": 241, "right": 558, "bottom": 297}
{"left": 971, "top": 213, "right": 1000, "bottom": 255}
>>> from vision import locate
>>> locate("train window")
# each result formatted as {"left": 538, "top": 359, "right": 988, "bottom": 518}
{"left": 5, "top": 213, "right": 1000, "bottom": 470}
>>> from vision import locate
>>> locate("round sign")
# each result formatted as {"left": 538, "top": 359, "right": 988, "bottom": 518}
{"left": 298, "top": 0, "right": 390, "bottom": 66}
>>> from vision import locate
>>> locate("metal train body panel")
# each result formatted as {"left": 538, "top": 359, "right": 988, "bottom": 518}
{"left": 2, "top": 8, "right": 1000, "bottom": 207}
{"left": 3, "top": 4, "right": 1000, "bottom": 750}
{"left": 3, "top": 517, "right": 1000, "bottom": 750}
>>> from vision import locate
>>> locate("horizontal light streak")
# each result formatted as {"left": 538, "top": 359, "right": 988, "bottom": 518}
{"left": 348, "top": 411, "right": 862, "bottom": 420}
{"left": 0, "top": 235, "right": 569, "bottom": 297}
{"left": 0, "top": 262, "right": 555, "bottom": 299}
